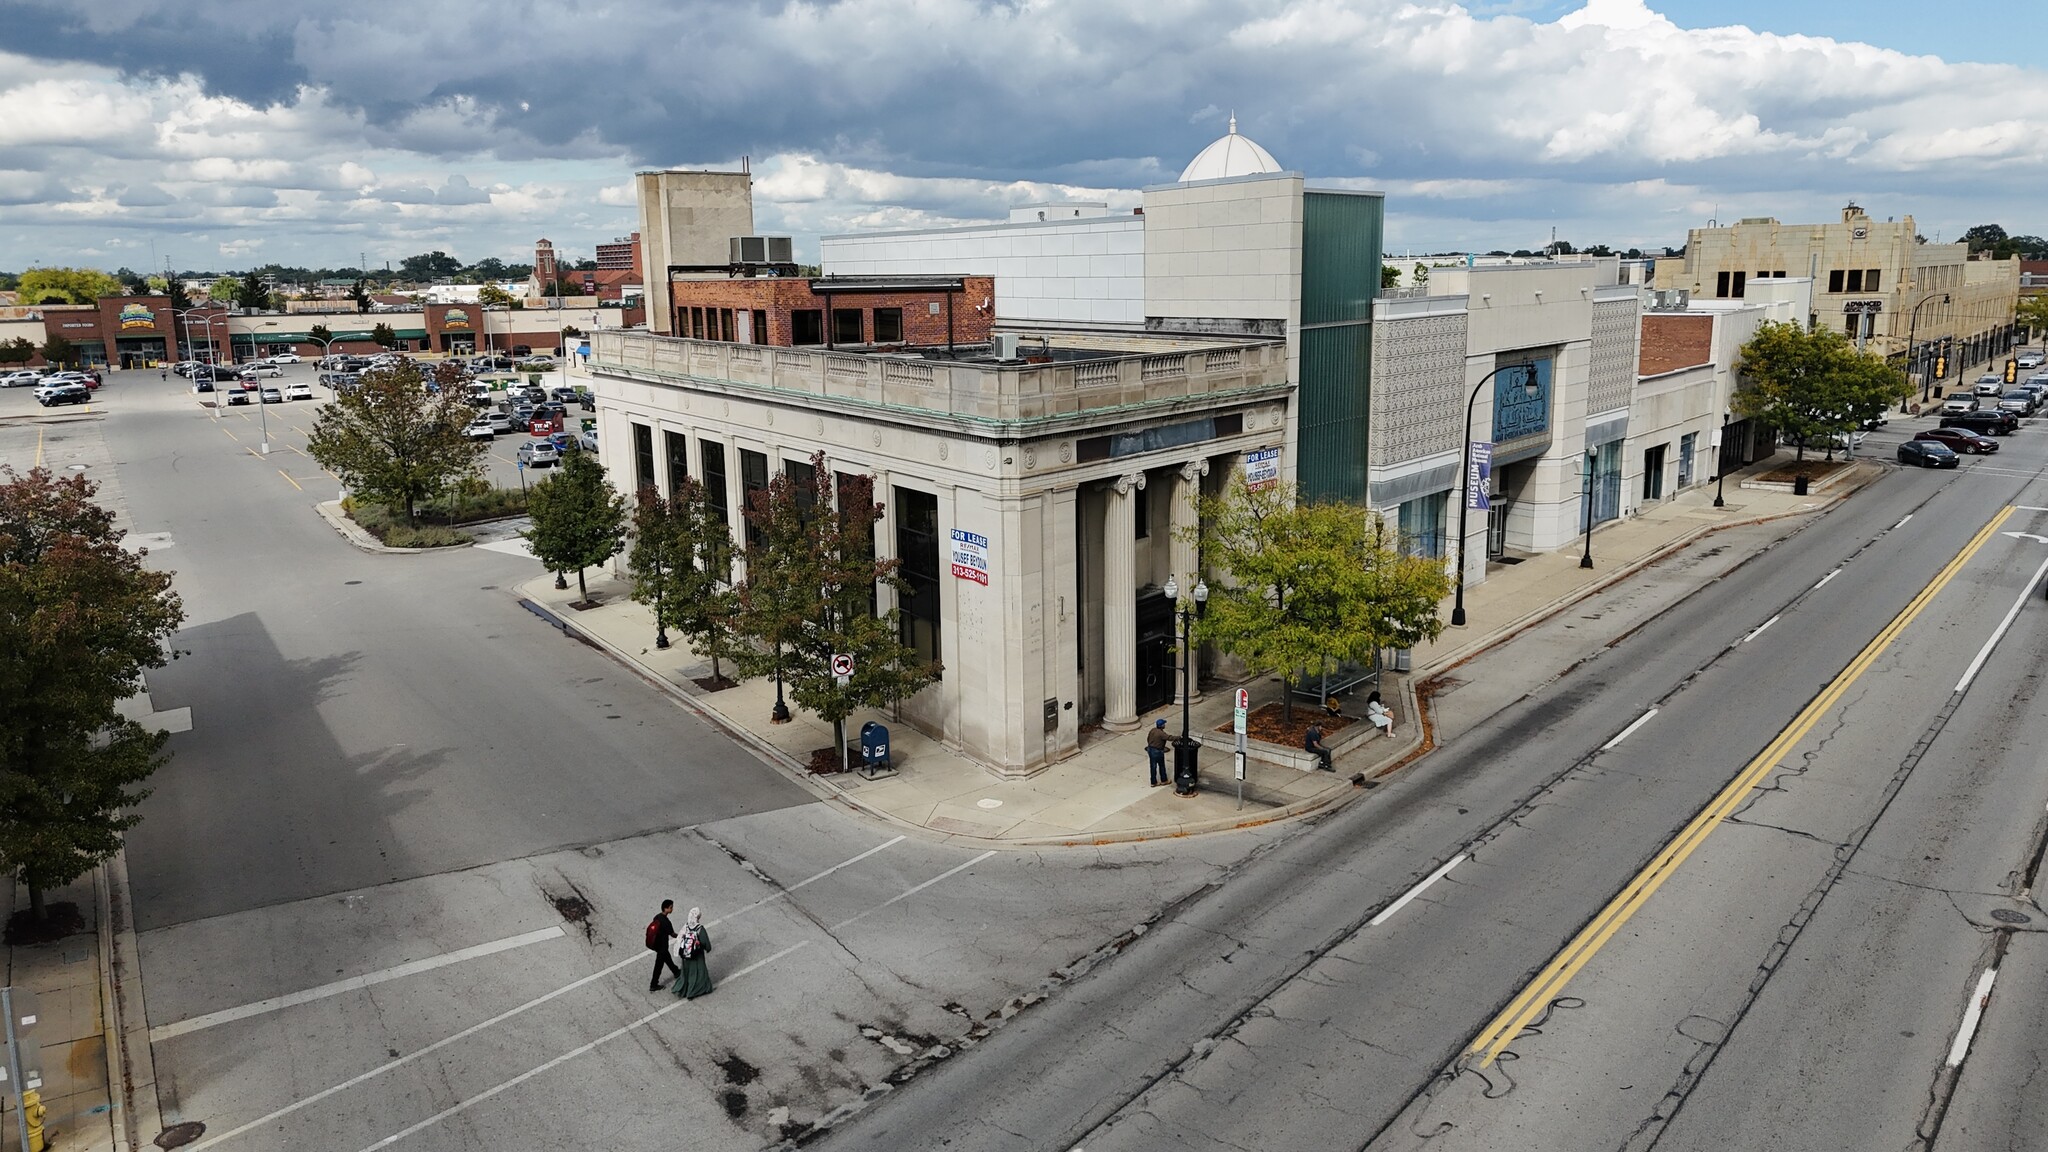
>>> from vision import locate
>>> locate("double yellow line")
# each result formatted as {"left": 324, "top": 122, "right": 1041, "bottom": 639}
{"left": 1467, "top": 505, "right": 2015, "bottom": 1067}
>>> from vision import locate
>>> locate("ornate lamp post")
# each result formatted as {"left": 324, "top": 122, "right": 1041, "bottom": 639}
{"left": 1451, "top": 363, "right": 1541, "bottom": 626}
{"left": 1713, "top": 412, "right": 1731, "bottom": 509}
{"left": 1579, "top": 448, "right": 1596, "bottom": 569}
{"left": 1163, "top": 575, "right": 1209, "bottom": 794}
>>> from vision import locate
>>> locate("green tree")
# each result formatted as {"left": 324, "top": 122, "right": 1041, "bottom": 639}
{"left": 352, "top": 278, "right": 372, "bottom": 311}
{"left": 0, "top": 467, "right": 185, "bottom": 918}
{"left": 306, "top": 360, "right": 485, "bottom": 524}
{"left": 207, "top": 276, "right": 240, "bottom": 303}
{"left": 235, "top": 271, "right": 272, "bottom": 311}
{"left": 371, "top": 322, "right": 397, "bottom": 348}
{"left": 524, "top": 449, "right": 627, "bottom": 601}
{"left": 0, "top": 338, "right": 34, "bottom": 365}
{"left": 1381, "top": 265, "right": 1400, "bottom": 290}
{"left": 39, "top": 334, "right": 75, "bottom": 367}
{"left": 1733, "top": 320, "right": 1912, "bottom": 461}
{"left": 1193, "top": 479, "right": 1450, "bottom": 724}
{"left": 2017, "top": 294, "right": 2048, "bottom": 341}
{"left": 737, "top": 460, "right": 937, "bottom": 750}
{"left": 1962, "top": 223, "right": 2008, "bottom": 253}
{"left": 1412, "top": 262, "right": 1430, "bottom": 286}
{"left": 16, "top": 267, "right": 124, "bottom": 305}
{"left": 629, "top": 480, "right": 744, "bottom": 684}
{"left": 307, "top": 324, "right": 334, "bottom": 359}
{"left": 144, "top": 274, "right": 171, "bottom": 295}
{"left": 477, "top": 283, "right": 517, "bottom": 308}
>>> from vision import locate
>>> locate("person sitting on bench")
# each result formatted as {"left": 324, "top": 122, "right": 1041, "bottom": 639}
{"left": 1304, "top": 721, "right": 1333, "bottom": 772}
{"left": 1365, "top": 691, "right": 1396, "bottom": 738}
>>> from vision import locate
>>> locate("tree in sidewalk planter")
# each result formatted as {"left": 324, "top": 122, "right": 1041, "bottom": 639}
{"left": 0, "top": 467, "right": 186, "bottom": 920}
{"left": 1191, "top": 478, "right": 1450, "bottom": 726}
{"left": 306, "top": 359, "right": 485, "bottom": 525}
{"left": 1733, "top": 320, "right": 1910, "bottom": 462}
{"left": 735, "top": 457, "right": 938, "bottom": 748}
{"left": 628, "top": 481, "right": 743, "bottom": 686}
{"left": 524, "top": 449, "right": 627, "bottom": 603}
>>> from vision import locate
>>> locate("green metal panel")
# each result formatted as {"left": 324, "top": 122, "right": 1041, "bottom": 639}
{"left": 1296, "top": 191, "right": 1383, "bottom": 502}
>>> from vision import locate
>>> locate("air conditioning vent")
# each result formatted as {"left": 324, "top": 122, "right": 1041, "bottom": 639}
{"left": 729, "top": 235, "right": 795, "bottom": 265}
{"left": 991, "top": 333, "right": 1019, "bottom": 361}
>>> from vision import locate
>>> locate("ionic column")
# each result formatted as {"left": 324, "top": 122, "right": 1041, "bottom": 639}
{"left": 1100, "top": 471, "right": 1146, "bottom": 731}
{"left": 1171, "top": 458, "right": 1209, "bottom": 705}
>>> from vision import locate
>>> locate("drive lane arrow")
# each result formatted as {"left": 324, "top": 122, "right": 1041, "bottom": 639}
{"left": 2002, "top": 531, "right": 2048, "bottom": 544}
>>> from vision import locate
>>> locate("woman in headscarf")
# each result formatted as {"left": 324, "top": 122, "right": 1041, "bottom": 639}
{"left": 671, "top": 907, "right": 714, "bottom": 999}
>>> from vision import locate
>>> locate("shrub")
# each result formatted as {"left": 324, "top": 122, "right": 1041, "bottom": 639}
{"left": 382, "top": 522, "right": 468, "bottom": 548}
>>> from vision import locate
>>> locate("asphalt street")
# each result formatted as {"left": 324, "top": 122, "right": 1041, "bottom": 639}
{"left": 820, "top": 417, "right": 2048, "bottom": 1151}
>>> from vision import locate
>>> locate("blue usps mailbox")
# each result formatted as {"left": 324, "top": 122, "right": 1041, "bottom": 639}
{"left": 860, "top": 721, "right": 891, "bottom": 775}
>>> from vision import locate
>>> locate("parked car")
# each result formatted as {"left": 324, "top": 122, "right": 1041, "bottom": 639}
{"left": 283, "top": 382, "right": 314, "bottom": 401}
{"left": 1998, "top": 390, "right": 2036, "bottom": 415}
{"left": 238, "top": 363, "right": 283, "bottom": 379}
{"left": 1941, "top": 393, "right": 1980, "bottom": 414}
{"left": 267, "top": 352, "right": 301, "bottom": 364}
{"left": 1897, "top": 440, "right": 1960, "bottom": 469}
{"left": 549, "top": 386, "right": 581, "bottom": 404}
{"left": 1827, "top": 430, "right": 1868, "bottom": 451}
{"left": 222, "top": 388, "right": 251, "bottom": 406}
{"left": 1941, "top": 410, "right": 2018, "bottom": 435}
{"left": 192, "top": 377, "right": 215, "bottom": 393}
{"left": 35, "top": 383, "right": 90, "bottom": 407}
{"left": 1915, "top": 428, "right": 1999, "bottom": 454}
{"left": 547, "top": 430, "right": 578, "bottom": 455}
{"left": 531, "top": 401, "right": 567, "bottom": 421}
{"left": 516, "top": 439, "right": 560, "bottom": 467}
{"left": 0, "top": 370, "right": 40, "bottom": 388}
{"left": 485, "top": 411, "right": 518, "bottom": 435}
{"left": 258, "top": 386, "right": 284, "bottom": 404}
{"left": 2018, "top": 351, "right": 2045, "bottom": 369}
{"left": 1974, "top": 374, "right": 2005, "bottom": 397}
{"left": 463, "top": 418, "right": 497, "bottom": 441}
{"left": 578, "top": 429, "right": 599, "bottom": 453}
{"left": 509, "top": 402, "right": 538, "bottom": 426}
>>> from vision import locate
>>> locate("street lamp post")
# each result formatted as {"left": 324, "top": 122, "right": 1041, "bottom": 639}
{"left": 253, "top": 321, "right": 278, "bottom": 453}
{"left": 1713, "top": 412, "right": 1731, "bottom": 508}
{"left": 652, "top": 544, "right": 671, "bottom": 650}
{"left": 1163, "top": 575, "right": 1209, "bottom": 795}
{"left": 1451, "top": 363, "right": 1541, "bottom": 627}
{"left": 1579, "top": 449, "right": 1597, "bottom": 569}
{"left": 1907, "top": 291, "right": 1952, "bottom": 405}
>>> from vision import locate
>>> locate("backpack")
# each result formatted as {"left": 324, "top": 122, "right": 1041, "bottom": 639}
{"left": 645, "top": 917, "right": 662, "bottom": 951}
{"left": 679, "top": 927, "right": 700, "bottom": 960}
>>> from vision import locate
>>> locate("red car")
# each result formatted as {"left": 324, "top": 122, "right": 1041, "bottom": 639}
{"left": 1915, "top": 428, "right": 1999, "bottom": 454}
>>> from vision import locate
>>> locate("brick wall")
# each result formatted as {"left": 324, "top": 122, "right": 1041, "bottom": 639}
{"left": 1639, "top": 313, "right": 1713, "bottom": 375}
{"left": 667, "top": 276, "right": 996, "bottom": 347}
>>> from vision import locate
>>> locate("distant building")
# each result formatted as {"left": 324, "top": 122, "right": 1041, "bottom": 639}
{"left": 596, "top": 232, "right": 642, "bottom": 275}
{"left": 633, "top": 167, "right": 758, "bottom": 336}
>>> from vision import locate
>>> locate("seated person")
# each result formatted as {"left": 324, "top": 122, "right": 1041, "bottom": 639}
{"left": 1323, "top": 694, "right": 1344, "bottom": 718}
{"left": 1365, "top": 691, "right": 1395, "bottom": 738}
{"left": 1303, "top": 721, "right": 1333, "bottom": 771}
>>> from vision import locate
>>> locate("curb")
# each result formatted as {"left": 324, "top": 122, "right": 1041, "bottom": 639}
{"left": 98, "top": 847, "right": 159, "bottom": 1152}
{"left": 314, "top": 500, "right": 474, "bottom": 555}
{"left": 514, "top": 580, "right": 1417, "bottom": 849}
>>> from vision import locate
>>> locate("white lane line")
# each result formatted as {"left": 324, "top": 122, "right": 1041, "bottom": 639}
{"left": 716, "top": 835, "right": 906, "bottom": 925}
{"left": 187, "top": 835, "right": 907, "bottom": 1151}
{"left": 353, "top": 942, "right": 811, "bottom": 1152}
{"left": 1893, "top": 514, "right": 1914, "bottom": 529}
{"left": 1743, "top": 615, "right": 1780, "bottom": 643}
{"left": 1947, "top": 968, "right": 1999, "bottom": 1066}
{"left": 1814, "top": 567, "right": 1843, "bottom": 590}
{"left": 830, "top": 850, "right": 997, "bottom": 932}
{"left": 152, "top": 927, "right": 566, "bottom": 1043}
{"left": 2018, "top": 506, "right": 2048, "bottom": 512}
{"left": 1370, "top": 854, "right": 1467, "bottom": 926}
{"left": 1601, "top": 709, "right": 1659, "bottom": 752}
{"left": 1954, "top": 555, "right": 2048, "bottom": 693}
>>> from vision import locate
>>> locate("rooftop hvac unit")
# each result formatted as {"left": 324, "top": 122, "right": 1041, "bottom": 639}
{"left": 991, "top": 333, "right": 1019, "bottom": 361}
{"left": 729, "top": 235, "right": 796, "bottom": 265}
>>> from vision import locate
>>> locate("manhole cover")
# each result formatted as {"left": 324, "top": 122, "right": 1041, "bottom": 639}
{"left": 1991, "top": 909, "right": 2032, "bottom": 925}
{"left": 156, "top": 1121, "right": 207, "bottom": 1148}
{"left": 977, "top": 798, "right": 1003, "bottom": 810}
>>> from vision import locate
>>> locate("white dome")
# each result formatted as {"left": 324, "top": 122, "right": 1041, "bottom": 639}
{"left": 1179, "top": 114, "right": 1282, "bottom": 182}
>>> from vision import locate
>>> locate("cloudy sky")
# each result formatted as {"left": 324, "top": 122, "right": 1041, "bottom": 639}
{"left": 1, "top": 0, "right": 2043, "bottom": 274}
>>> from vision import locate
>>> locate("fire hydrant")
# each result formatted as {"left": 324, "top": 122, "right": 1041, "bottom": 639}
{"left": 22, "top": 1085, "right": 48, "bottom": 1151}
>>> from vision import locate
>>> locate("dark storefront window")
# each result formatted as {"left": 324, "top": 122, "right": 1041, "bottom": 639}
{"left": 740, "top": 448, "right": 768, "bottom": 544}
{"left": 665, "top": 430, "right": 689, "bottom": 494}
{"left": 873, "top": 307, "right": 903, "bottom": 343}
{"left": 720, "top": 309, "right": 736, "bottom": 343}
{"left": 700, "top": 441, "right": 729, "bottom": 527}
{"left": 785, "top": 458, "right": 817, "bottom": 520}
{"left": 838, "top": 472, "right": 879, "bottom": 617}
{"left": 691, "top": 308, "right": 706, "bottom": 339}
{"left": 895, "top": 486, "right": 941, "bottom": 668}
{"left": 832, "top": 308, "right": 863, "bottom": 345}
{"left": 632, "top": 423, "right": 654, "bottom": 492}
{"left": 792, "top": 310, "right": 823, "bottom": 345}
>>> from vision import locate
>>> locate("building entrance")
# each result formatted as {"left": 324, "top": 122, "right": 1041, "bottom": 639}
{"left": 1135, "top": 589, "right": 1175, "bottom": 715}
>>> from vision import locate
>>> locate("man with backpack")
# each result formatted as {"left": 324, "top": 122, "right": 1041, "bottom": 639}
{"left": 646, "top": 899, "right": 681, "bottom": 991}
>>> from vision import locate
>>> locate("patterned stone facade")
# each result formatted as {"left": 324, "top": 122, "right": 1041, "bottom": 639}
{"left": 1587, "top": 297, "right": 1639, "bottom": 415}
{"left": 1368, "top": 311, "right": 1468, "bottom": 466}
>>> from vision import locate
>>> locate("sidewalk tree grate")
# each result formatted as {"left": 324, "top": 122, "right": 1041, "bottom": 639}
{"left": 156, "top": 1121, "right": 207, "bottom": 1148}
{"left": 1991, "top": 909, "right": 2032, "bottom": 924}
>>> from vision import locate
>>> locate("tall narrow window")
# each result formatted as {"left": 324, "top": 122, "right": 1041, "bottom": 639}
{"left": 664, "top": 429, "right": 688, "bottom": 494}
{"left": 1846, "top": 269, "right": 1864, "bottom": 292}
{"left": 895, "top": 486, "right": 941, "bottom": 668}
{"left": 784, "top": 458, "right": 817, "bottom": 521}
{"left": 739, "top": 448, "right": 768, "bottom": 545}
{"left": 1717, "top": 271, "right": 1732, "bottom": 298}
{"left": 700, "top": 442, "right": 728, "bottom": 527}
{"left": 832, "top": 308, "right": 863, "bottom": 345}
{"left": 1397, "top": 492, "right": 1447, "bottom": 558}
{"left": 838, "top": 472, "right": 879, "bottom": 617}
{"left": 791, "top": 310, "right": 823, "bottom": 345}
{"left": 721, "top": 309, "right": 736, "bottom": 343}
{"left": 1865, "top": 269, "right": 1881, "bottom": 291}
{"left": 1828, "top": 269, "right": 1846, "bottom": 293}
{"left": 1731, "top": 271, "right": 1746, "bottom": 298}
{"left": 873, "top": 307, "right": 904, "bottom": 343}
{"left": 753, "top": 310, "right": 768, "bottom": 344}
{"left": 632, "top": 422, "right": 654, "bottom": 493}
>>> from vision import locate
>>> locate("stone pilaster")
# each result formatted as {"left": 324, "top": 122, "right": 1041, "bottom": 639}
{"left": 1100, "top": 470, "right": 1146, "bottom": 731}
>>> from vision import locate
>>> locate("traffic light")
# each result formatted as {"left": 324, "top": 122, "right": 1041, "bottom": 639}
{"left": 1935, "top": 355, "right": 1948, "bottom": 379}
{"left": 2007, "top": 359, "right": 2019, "bottom": 384}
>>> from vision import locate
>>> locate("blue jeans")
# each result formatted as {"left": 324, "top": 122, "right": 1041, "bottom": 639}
{"left": 1147, "top": 746, "right": 1167, "bottom": 785}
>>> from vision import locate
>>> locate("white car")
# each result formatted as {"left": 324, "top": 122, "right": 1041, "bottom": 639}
{"left": 1974, "top": 374, "right": 2005, "bottom": 397}
{"left": 283, "top": 382, "right": 314, "bottom": 401}
{"left": 0, "top": 370, "right": 39, "bottom": 388}
{"left": 463, "top": 418, "right": 497, "bottom": 441}
{"left": 2017, "top": 351, "right": 2044, "bottom": 369}
{"left": 267, "top": 352, "right": 301, "bottom": 364}
{"left": 239, "top": 363, "right": 283, "bottom": 379}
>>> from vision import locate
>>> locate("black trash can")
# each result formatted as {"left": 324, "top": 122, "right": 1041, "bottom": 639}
{"left": 1173, "top": 738, "right": 1199, "bottom": 796}
{"left": 1793, "top": 474, "right": 1810, "bottom": 496}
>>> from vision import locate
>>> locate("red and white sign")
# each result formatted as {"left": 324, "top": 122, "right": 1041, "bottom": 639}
{"left": 1234, "top": 688, "right": 1250, "bottom": 711}
{"left": 948, "top": 528, "right": 990, "bottom": 585}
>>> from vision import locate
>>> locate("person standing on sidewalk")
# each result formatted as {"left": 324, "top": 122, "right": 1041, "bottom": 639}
{"left": 671, "top": 907, "right": 714, "bottom": 999}
{"left": 1146, "top": 718, "right": 1170, "bottom": 786}
{"left": 646, "top": 899, "right": 681, "bottom": 991}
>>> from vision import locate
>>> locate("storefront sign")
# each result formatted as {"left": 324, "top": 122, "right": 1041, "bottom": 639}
{"left": 1244, "top": 447, "right": 1281, "bottom": 492}
{"left": 1465, "top": 441, "right": 1493, "bottom": 511}
{"left": 948, "top": 528, "right": 989, "bottom": 585}
{"left": 1491, "top": 360, "right": 1552, "bottom": 443}
{"left": 117, "top": 303, "right": 156, "bottom": 331}
{"left": 60, "top": 322, "right": 93, "bottom": 329}
{"left": 443, "top": 308, "right": 472, "bottom": 329}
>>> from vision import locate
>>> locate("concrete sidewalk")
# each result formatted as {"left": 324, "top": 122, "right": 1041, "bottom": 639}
{"left": 513, "top": 451, "right": 1880, "bottom": 849}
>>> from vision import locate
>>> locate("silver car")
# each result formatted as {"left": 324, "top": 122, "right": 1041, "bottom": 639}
{"left": 516, "top": 439, "right": 560, "bottom": 467}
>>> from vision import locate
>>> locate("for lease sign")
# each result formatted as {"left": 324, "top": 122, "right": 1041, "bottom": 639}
{"left": 949, "top": 528, "right": 989, "bottom": 585}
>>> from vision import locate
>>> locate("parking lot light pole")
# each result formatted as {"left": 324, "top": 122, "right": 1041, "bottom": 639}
{"left": 1451, "top": 363, "right": 1539, "bottom": 627}
{"left": 252, "top": 321, "right": 279, "bottom": 454}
